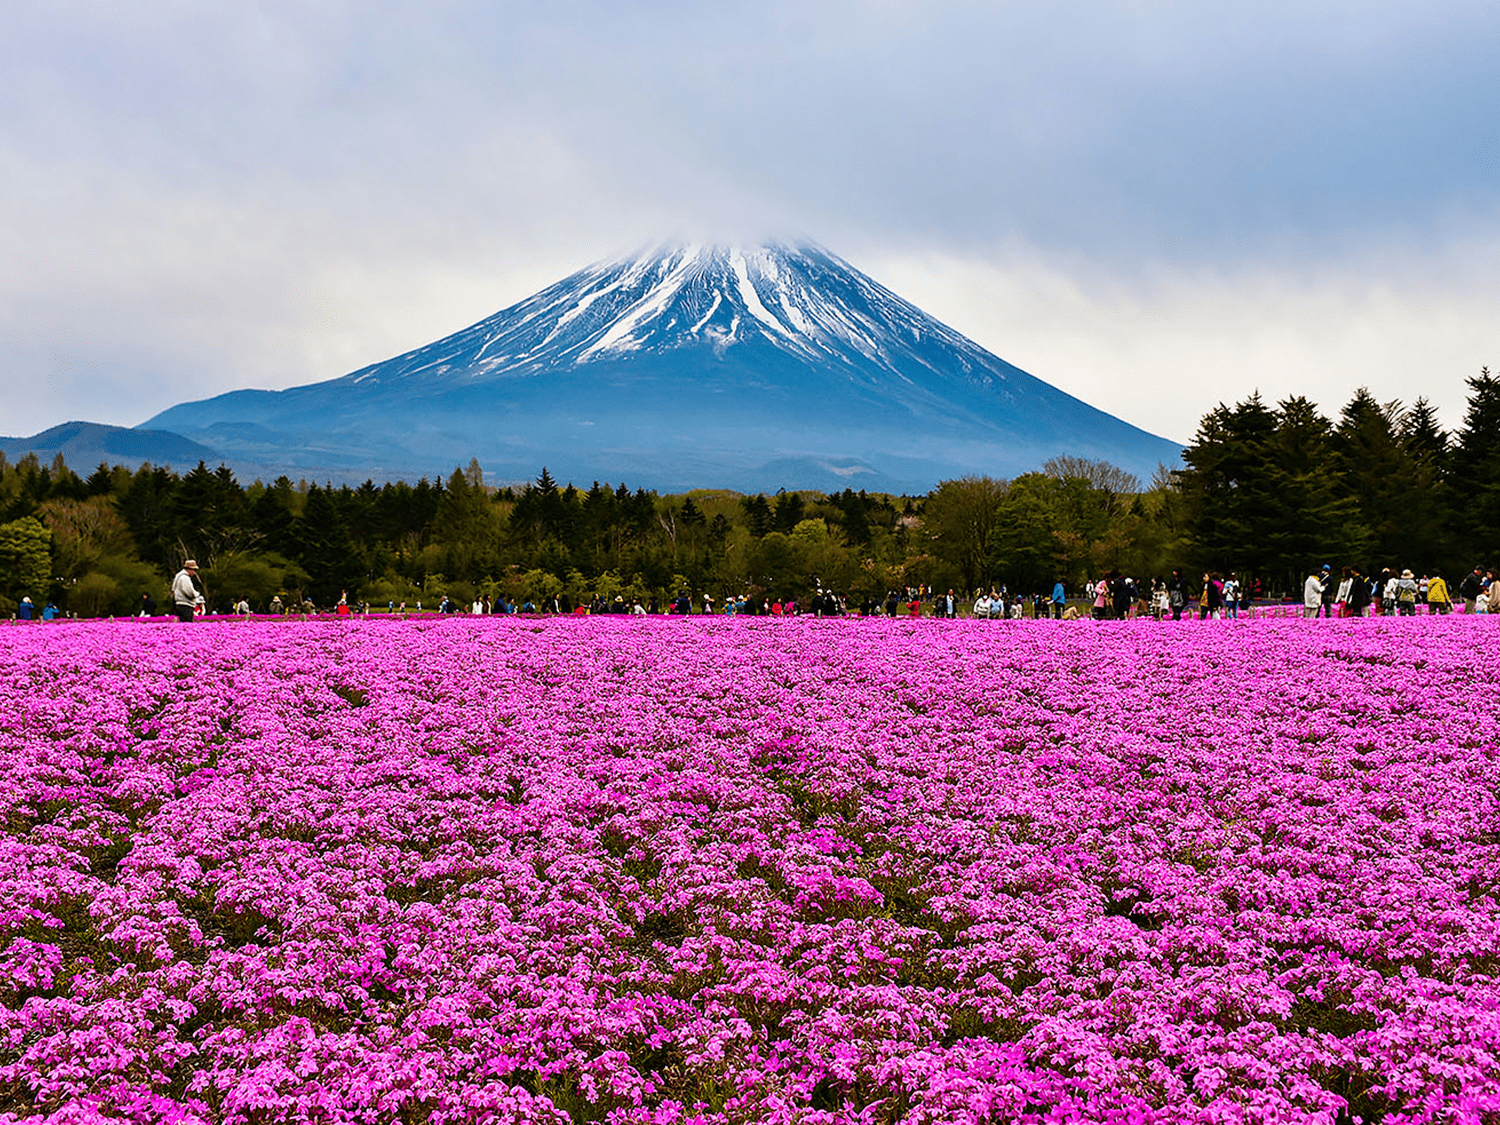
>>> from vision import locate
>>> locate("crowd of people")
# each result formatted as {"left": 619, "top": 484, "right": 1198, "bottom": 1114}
{"left": 14, "top": 561, "right": 1500, "bottom": 623}
{"left": 1298, "top": 564, "right": 1500, "bottom": 617}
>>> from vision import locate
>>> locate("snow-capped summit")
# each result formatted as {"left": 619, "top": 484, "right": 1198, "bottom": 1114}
{"left": 142, "top": 241, "right": 1181, "bottom": 490}
{"left": 338, "top": 242, "right": 1011, "bottom": 396}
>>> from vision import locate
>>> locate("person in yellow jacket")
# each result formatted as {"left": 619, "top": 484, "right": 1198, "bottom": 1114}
{"left": 1427, "top": 570, "right": 1452, "bottom": 614}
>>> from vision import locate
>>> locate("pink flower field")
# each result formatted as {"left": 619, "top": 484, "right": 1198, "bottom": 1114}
{"left": 1, "top": 616, "right": 1497, "bottom": 1125}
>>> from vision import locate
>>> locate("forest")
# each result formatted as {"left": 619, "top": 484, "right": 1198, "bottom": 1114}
{"left": 1, "top": 369, "right": 1496, "bottom": 616}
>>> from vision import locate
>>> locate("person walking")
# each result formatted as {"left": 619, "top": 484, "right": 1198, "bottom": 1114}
{"left": 171, "top": 560, "right": 203, "bottom": 624}
{"left": 1051, "top": 579, "right": 1066, "bottom": 619}
{"left": 1222, "top": 573, "right": 1240, "bottom": 619}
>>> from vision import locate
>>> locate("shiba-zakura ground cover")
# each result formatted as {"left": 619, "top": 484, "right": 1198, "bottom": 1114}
{"left": 0, "top": 615, "right": 1496, "bottom": 1123}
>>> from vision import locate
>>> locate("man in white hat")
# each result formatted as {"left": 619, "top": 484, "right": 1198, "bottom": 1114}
{"left": 171, "top": 560, "right": 202, "bottom": 623}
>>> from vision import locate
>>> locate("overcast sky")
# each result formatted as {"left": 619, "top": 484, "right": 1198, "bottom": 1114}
{"left": 3, "top": 0, "right": 1497, "bottom": 446}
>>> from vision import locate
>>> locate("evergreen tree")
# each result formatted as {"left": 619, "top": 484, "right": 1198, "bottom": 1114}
{"left": 1397, "top": 397, "right": 1451, "bottom": 569}
{"left": 1259, "top": 396, "right": 1365, "bottom": 585}
{"left": 1330, "top": 388, "right": 1407, "bottom": 565}
{"left": 772, "top": 491, "right": 806, "bottom": 534}
{"left": 1177, "top": 393, "right": 1279, "bottom": 576}
{"left": 1449, "top": 367, "right": 1500, "bottom": 558}
{"left": 85, "top": 463, "right": 115, "bottom": 497}
{"left": 118, "top": 465, "right": 178, "bottom": 567}
{"left": 291, "top": 485, "right": 363, "bottom": 604}
{"left": 741, "top": 494, "right": 773, "bottom": 537}
{"left": 0, "top": 515, "right": 52, "bottom": 612}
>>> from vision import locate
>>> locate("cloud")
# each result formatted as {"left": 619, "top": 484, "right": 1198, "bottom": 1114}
{"left": 2, "top": 1, "right": 1498, "bottom": 442}
{"left": 868, "top": 231, "right": 1500, "bottom": 442}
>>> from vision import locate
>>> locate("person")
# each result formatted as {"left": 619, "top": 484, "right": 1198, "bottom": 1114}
{"left": 1427, "top": 569, "right": 1451, "bottom": 614}
{"left": 1318, "top": 565, "right": 1335, "bottom": 617}
{"left": 235, "top": 597, "right": 250, "bottom": 616}
{"left": 140, "top": 592, "right": 157, "bottom": 617}
{"left": 1381, "top": 569, "right": 1398, "bottom": 615}
{"left": 1200, "top": 572, "right": 1223, "bottom": 620}
{"left": 42, "top": 601, "right": 59, "bottom": 621}
{"left": 1334, "top": 568, "right": 1353, "bottom": 617}
{"left": 944, "top": 588, "right": 957, "bottom": 618}
{"left": 1051, "top": 579, "right": 1066, "bottom": 620}
{"left": 1222, "top": 573, "right": 1240, "bottom": 619}
{"left": 973, "top": 590, "right": 991, "bottom": 619}
{"left": 1395, "top": 569, "right": 1419, "bottom": 615}
{"left": 171, "top": 560, "right": 203, "bottom": 623}
{"left": 1347, "top": 567, "right": 1371, "bottom": 617}
{"left": 18, "top": 596, "right": 34, "bottom": 621}
{"left": 1302, "top": 568, "right": 1324, "bottom": 619}
{"left": 1152, "top": 578, "right": 1170, "bottom": 621}
{"left": 1167, "top": 570, "right": 1187, "bottom": 621}
{"left": 1092, "top": 577, "right": 1109, "bottom": 620}
{"left": 1459, "top": 566, "right": 1484, "bottom": 613}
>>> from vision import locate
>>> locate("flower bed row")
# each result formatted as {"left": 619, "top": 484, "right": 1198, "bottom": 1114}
{"left": 0, "top": 616, "right": 1497, "bottom": 1123}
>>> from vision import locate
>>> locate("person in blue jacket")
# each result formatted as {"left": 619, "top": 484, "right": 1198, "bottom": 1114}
{"left": 17, "top": 596, "right": 34, "bottom": 620}
{"left": 1051, "top": 580, "right": 1066, "bottom": 619}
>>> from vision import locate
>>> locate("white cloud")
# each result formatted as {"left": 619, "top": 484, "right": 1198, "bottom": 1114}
{"left": 2, "top": 1, "right": 1499, "bottom": 443}
{"left": 868, "top": 233, "right": 1500, "bottom": 443}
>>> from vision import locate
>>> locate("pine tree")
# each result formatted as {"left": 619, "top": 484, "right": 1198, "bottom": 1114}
{"left": 1397, "top": 397, "right": 1451, "bottom": 569}
{"left": 1331, "top": 388, "right": 1407, "bottom": 565}
{"left": 1449, "top": 367, "right": 1500, "bottom": 558}
{"left": 1260, "top": 396, "right": 1366, "bottom": 585}
{"left": 291, "top": 485, "right": 363, "bottom": 605}
{"left": 1177, "top": 393, "right": 1279, "bottom": 577}
{"left": 741, "top": 495, "right": 773, "bottom": 537}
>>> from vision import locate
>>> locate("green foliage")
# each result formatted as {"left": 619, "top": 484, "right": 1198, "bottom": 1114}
{"left": 201, "top": 552, "right": 309, "bottom": 612}
{"left": 1450, "top": 367, "right": 1500, "bottom": 560}
{"left": 0, "top": 515, "right": 52, "bottom": 612}
{"left": 921, "top": 475, "right": 1008, "bottom": 592}
{"left": 3, "top": 368, "right": 1495, "bottom": 615}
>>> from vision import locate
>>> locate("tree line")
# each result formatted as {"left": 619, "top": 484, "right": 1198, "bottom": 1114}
{"left": 1, "top": 369, "right": 1495, "bottom": 617}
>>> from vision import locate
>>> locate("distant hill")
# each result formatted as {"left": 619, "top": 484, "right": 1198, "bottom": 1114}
{"left": 139, "top": 242, "right": 1182, "bottom": 491}
{"left": 0, "top": 421, "right": 219, "bottom": 470}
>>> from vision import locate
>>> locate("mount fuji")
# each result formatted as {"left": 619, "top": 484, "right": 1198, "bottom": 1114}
{"left": 140, "top": 242, "right": 1181, "bottom": 491}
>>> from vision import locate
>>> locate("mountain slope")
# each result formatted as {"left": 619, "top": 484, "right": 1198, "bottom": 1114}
{"left": 143, "top": 242, "right": 1181, "bottom": 489}
{"left": 1, "top": 421, "right": 219, "bottom": 468}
